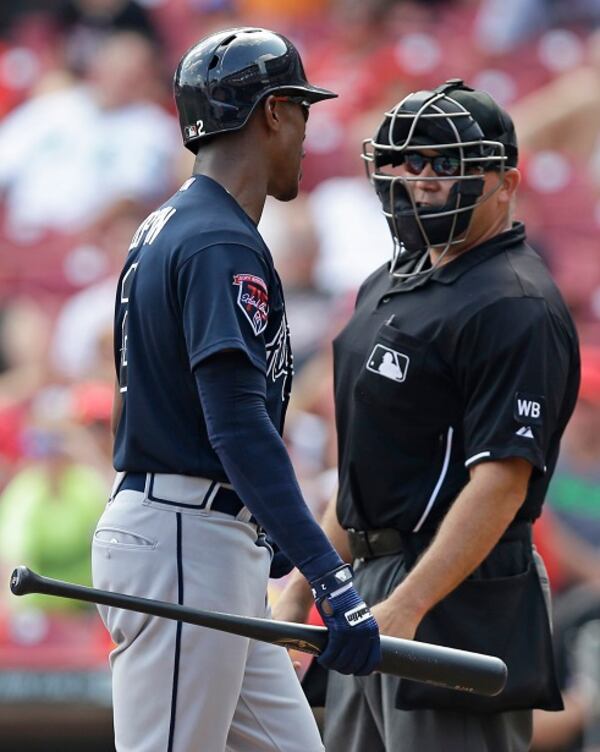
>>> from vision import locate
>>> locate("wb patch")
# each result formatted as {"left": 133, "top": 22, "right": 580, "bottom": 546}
{"left": 514, "top": 392, "right": 545, "bottom": 426}
{"left": 367, "top": 344, "right": 409, "bottom": 382}
{"left": 233, "top": 274, "right": 269, "bottom": 336}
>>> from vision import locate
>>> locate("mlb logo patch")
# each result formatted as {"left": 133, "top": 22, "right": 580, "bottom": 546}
{"left": 367, "top": 344, "right": 409, "bottom": 382}
{"left": 184, "top": 120, "right": 206, "bottom": 139}
{"left": 233, "top": 274, "right": 269, "bottom": 336}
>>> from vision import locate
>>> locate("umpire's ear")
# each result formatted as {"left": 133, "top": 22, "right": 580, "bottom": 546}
{"left": 497, "top": 167, "right": 521, "bottom": 205}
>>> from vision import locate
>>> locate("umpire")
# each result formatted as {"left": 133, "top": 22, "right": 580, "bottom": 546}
{"left": 275, "top": 79, "right": 580, "bottom": 751}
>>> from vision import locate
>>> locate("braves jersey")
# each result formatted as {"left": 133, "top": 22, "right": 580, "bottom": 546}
{"left": 113, "top": 175, "right": 292, "bottom": 477}
{"left": 334, "top": 223, "right": 580, "bottom": 531}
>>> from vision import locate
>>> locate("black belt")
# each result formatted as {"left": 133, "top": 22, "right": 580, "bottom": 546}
{"left": 347, "top": 519, "right": 532, "bottom": 561}
{"left": 119, "top": 472, "right": 255, "bottom": 521}
{"left": 347, "top": 528, "right": 405, "bottom": 561}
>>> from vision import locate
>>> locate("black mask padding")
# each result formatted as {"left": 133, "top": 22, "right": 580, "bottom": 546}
{"left": 370, "top": 90, "right": 497, "bottom": 255}
{"left": 375, "top": 176, "right": 485, "bottom": 253}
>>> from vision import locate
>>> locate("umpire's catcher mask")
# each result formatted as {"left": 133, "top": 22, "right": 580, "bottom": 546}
{"left": 174, "top": 27, "right": 336, "bottom": 153}
{"left": 362, "top": 79, "right": 518, "bottom": 277}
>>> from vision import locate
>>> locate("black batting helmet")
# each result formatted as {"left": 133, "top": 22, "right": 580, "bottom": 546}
{"left": 174, "top": 27, "right": 337, "bottom": 153}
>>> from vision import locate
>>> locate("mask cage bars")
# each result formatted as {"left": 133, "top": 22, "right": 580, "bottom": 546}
{"left": 361, "top": 91, "right": 508, "bottom": 278}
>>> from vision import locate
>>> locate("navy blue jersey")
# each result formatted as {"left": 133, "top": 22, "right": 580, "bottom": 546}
{"left": 113, "top": 175, "right": 293, "bottom": 477}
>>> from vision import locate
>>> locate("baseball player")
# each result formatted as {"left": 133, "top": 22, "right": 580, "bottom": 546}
{"left": 275, "top": 80, "right": 580, "bottom": 751}
{"left": 91, "top": 28, "right": 380, "bottom": 752}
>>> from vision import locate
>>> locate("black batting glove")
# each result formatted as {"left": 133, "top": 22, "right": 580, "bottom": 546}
{"left": 310, "top": 564, "right": 381, "bottom": 676}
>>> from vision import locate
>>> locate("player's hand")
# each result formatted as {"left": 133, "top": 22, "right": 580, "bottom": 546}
{"left": 310, "top": 564, "right": 380, "bottom": 676}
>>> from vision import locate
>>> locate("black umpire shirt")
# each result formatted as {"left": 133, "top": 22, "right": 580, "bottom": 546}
{"left": 333, "top": 222, "right": 580, "bottom": 533}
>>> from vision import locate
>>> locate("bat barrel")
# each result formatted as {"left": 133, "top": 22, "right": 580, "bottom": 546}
{"left": 380, "top": 635, "right": 507, "bottom": 696}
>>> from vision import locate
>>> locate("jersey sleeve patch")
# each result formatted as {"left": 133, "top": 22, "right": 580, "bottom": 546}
{"left": 513, "top": 392, "right": 545, "bottom": 426}
{"left": 233, "top": 273, "right": 269, "bottom": 336}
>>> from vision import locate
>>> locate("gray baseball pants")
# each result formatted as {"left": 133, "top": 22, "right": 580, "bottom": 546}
{"left": 92, "top": 472, "right": 324, "bottom": 752}
{"left": 323, "top": 554, "right": 536, "bottom": 752}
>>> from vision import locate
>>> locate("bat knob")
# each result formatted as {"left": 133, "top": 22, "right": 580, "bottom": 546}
{"left": 10, "top": 566, "right": 31, "bottom": 596}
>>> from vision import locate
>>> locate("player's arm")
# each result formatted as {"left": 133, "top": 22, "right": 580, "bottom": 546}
{"left": 194, "top": 350, "right": 380, "bottom": 676}
{"left": 371, "top": 457, "right": 531, "bottom": 639}
{"left": 273, "top": 490, "right": 350, "bottom": 624}
{"left": 180, "top": 242, "right": 379, "bottom": 675}
{"left": 195, "top": 351, "right": 343, "bottom": 578}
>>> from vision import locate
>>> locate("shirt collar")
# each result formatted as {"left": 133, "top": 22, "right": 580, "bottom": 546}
{"left": 386, "top": 222, "right": 527, "bottom": 293}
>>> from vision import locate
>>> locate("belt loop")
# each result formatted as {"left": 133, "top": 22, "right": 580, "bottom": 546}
{"left": 109, "top": 471, "right": 126, "bottom": 502}
{"left": 203, "top": 481, "right": 220, "bottom": 511}
{"left": 360, "top": 530, "right": 373, "bottom": 559}
{"left": 348, "top": 528, "right": 373, "bottom": 560}
{"left": 236, "top": 508, "right": 253, "bottom": 524}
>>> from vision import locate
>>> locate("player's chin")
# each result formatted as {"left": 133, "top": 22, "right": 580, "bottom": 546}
{"left": 273, "top": 180, "right": 300, "bottom": 202}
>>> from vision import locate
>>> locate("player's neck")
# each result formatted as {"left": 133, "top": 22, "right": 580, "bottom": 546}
{"left": 192, "top": 147, "right": 268, "bottom": 224}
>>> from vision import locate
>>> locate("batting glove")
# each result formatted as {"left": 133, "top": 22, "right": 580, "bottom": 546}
{"left": 310, "top": 564, "right": 380, "bottom": 676}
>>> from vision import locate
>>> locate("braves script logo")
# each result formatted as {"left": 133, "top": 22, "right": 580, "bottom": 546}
{"left": 266, "top": 315, "right": 292, "bottom": 400}
{"left": 233, "top": 274, "right": 269, "bottom": 336}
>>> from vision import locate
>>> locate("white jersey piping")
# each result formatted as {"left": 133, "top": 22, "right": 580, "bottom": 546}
{"left": 465, "top": 450, "right": 492, "bottom": 467}
{"left": 412, "top": 426, "right": 454, "bottom": 532}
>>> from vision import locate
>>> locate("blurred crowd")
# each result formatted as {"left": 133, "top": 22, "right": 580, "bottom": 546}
{"left": 0, "top": 0, "right": 599, "bottom": 749}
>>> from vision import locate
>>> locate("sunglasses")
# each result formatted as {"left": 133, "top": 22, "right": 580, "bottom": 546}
{"left": 273, "top": 95, "right": 310, "bottom": 122}
{"left": 400, "top": 152, "right": 462, "bottom": 177}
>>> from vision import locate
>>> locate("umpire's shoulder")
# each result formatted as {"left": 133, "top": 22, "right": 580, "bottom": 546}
{"left": 354, "top": 261, "right": 389, "bottom": 307}
{"left": 501, "top": 242, "right": 576, "bottom": 335}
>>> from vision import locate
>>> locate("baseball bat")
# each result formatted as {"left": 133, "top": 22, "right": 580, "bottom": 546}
{"left": 10, "top": 566, "right": 506, "bottom": 696}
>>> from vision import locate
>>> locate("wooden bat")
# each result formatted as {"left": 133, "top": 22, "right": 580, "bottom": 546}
{"left": 10, "top": 566, "right": 506, "bottom": 696}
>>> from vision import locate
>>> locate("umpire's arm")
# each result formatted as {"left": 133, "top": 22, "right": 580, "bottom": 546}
{"left": 370, "top": 457, "right": 532, "bottom": 640}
